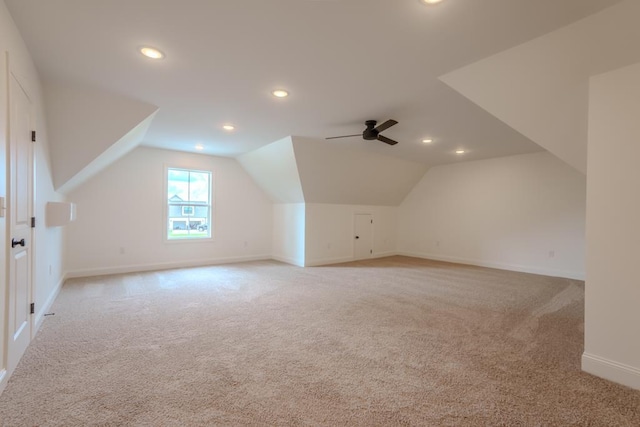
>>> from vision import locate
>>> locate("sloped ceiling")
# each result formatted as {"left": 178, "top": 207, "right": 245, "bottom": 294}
{"left": 5, "top": 0, "right": 620, "bottom": 164}
{"left": 6, "top": 0, "right": 633, "bottom": 200}
{"left": 293, "top": 137, "right": 428, "bottom": 206}
{"left": 238, "top": 136, "right": 428, "bottom": 206}
{"left": 56, "top": 112, "right": 157, "bottom": 194}
{"left": 236, "top": 137, "right": 305, "bottom": 203}
{"left": 45, "top": 80, "right": 158, "bottom": 192}
{"left": 440, "top": 0, "right": 640, "bottom": 174}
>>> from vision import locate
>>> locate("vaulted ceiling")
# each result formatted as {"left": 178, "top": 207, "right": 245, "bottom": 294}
{"left": 441, "top": 0, "right": 640, "bottom": 174}
{"left": 5, "top": 0, "right": 622, "bottom": 180}
{"left": 237, "top": 136, "right": 428, "bottom": 205}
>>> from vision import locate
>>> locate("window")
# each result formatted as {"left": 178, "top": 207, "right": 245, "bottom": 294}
{"left": 166, "top": 168, "right": 212, "bottom": 240}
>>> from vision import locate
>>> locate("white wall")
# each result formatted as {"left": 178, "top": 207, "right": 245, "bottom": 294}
{"left": 583, "top": 62, "right": 640, "bottom": 390}
{"left": 272, "top": 204, "right": 305, "bottom": 267}
{"left": 398, "top": 152, "right": 586, "bottom": 279}
{"left": 65, "top": 147, "right": 273, "bottom": 277}
{"left": 305, "top": 204, "right": 397, "bottom": 266}
{"left": 1, "top": 1, "right": 65, "bottom": 394}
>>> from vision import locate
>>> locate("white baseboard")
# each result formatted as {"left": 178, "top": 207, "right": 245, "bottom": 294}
{"left": 0, "top": 368, "right": 6, "bottom": 396}
{"left": 34, "top": 273, "right": 66, "bottom": 331}
{"left": 271, "top": 254, "right": 305, "bottom": 267}
{"left": 397, "top": 251, "right": 585, "bottom": 281}
{"left": 65, "top": 254, "right": 273, "bottom": 279}
{"left": 64, "top": 251, "right": 583, "bottom": 280}
{"left": 1, "top": 273, "right": 67, "bottom": 398}
{"left": 304, "top": 251, "right": 399, "bottom": 267}
{"left": 372, "top": 251, "right": 397, "bottom": 260}
{"left": 305, "top": 256, "right": 354, "bottom": 267}
{"left": 582, "top": 353, "right": 640, "bottom": 390}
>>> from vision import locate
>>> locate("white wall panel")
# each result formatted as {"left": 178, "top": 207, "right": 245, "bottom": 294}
{"left": 398, "top": 152, "right": 586, "bottom": 279}
{"left": 272, "top": 203, "right": 305, "bottom": 267}
{"left": 583, "top": 62, "right": 640, "bottom": 390}
{"left": 305, "top": 204, "right": 397, "bottom": 266}
{"left": 0, "top": 1, "right": 65, "bottom": 394}
{"left": 66, "top": 147, "right": 273, "bottom": 276}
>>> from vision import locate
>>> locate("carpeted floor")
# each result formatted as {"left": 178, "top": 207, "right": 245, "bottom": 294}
{"left": 0, "top": 256, "right": 638, "bottom": 426}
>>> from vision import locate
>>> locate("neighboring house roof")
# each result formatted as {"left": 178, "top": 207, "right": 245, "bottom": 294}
{"left": 168, "top": 194, "right": 209, "bottom": 205}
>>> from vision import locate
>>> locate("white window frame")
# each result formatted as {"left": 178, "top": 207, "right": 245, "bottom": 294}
{"left": 164, "top": 166, "right": 214, "bottom": 242}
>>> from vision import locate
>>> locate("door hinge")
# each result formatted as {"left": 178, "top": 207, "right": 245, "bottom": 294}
{"left": 370, "top": 249, "right": 373, "bottom": 254}
{"left": 31, "top": 217, "right": 36, "bottom": 228}
{"left": 30, "top": 303, "right": 35, "bottom": 314}
{"left": 371, "top": 219, "right": 373, "bottom": 224}
{"left": 31, "top": 131, "right": 36, "bottom": 142}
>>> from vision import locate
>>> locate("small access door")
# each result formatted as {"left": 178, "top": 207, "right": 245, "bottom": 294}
{"left": 354, "top": 214, "right": 373, "bottom": 260}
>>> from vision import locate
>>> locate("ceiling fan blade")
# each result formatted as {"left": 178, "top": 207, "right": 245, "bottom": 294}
{"left": 377, "top": 135, "right": 398, "bottom": 145}
{"left": 374, "top": 119, "right": 398, "bottom": 133}
{"left": 325, "top": 134, "right": 362, "bottom": 140}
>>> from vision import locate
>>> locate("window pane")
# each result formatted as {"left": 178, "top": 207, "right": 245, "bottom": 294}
{"left": 166, "top": 168, "right": 212, "bottom": 240}
{"left": 168, "top": 169, "right": 189, "bottom": 201}
{"left": 189, "top": 171, "right": 210, "bottom": 203}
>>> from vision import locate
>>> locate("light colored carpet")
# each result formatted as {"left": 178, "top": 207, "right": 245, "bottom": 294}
{"left": 0, "top": 256, "right": 638, "bottom": 426}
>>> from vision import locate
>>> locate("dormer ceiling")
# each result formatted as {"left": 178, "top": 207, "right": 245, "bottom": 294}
{"left": 5, "top": 0, "right": 622, "bottom": 171}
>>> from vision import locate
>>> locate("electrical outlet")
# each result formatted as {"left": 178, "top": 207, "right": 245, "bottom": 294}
{"left": 119, "top": 247, "right": 125, "bottom": 255}
{"left": 549, "top": 250, "right": 555, "bottom": 258}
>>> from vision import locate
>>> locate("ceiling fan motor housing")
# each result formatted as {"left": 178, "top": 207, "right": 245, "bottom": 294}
{"left": 363, "top": 120, "right": 379, "bottom": 140}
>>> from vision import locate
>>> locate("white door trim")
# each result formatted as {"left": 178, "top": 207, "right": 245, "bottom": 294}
{"left": 4, "top": 56, "right": 36, "bottom": 382}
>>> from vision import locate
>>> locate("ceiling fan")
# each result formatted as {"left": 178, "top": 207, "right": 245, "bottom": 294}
{"left": 326, "top": 119, "right": 399, "bottom": 145}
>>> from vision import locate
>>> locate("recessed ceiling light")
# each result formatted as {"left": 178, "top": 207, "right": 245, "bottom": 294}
{"left": 422, "top": 139, "right": 433, "bottom": 144}
{"left": 456, "top": 149, "right": 466, "bottom": 154}
{"left": 195, "top": 144, "right": 204, "bottom": 151}
{"left": 272, "top": 89, "right": 289, "bottom": 98}
{"left": 420, "top": 0, "right": 443, "bottom": 5}
{"left": 223, "top": 124, "right": 235, "bottom": 131}
{"left": 139, "top": 46, "right": 164, "bottom": 59}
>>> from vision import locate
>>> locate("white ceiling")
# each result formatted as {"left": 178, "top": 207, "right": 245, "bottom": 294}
{"left": 441, "top": 0, "right": 640, "bottom": 174}
{"left": 5, "top": 0, "right": 622, "bottom": 167}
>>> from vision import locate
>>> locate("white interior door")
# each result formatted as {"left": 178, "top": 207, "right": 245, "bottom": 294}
{"left": 354, "top": 214, "right": 373, "bottom": 260}
{"left": 7, "top": 71, "right": 34, "bottom": 374}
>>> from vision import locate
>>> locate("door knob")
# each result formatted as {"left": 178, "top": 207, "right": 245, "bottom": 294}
{"left": 11, "top": 238, "right": 25, "bottom": 248}
{"left": 355, "top": 236, "right": 360, "bottom": 239}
